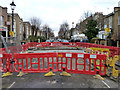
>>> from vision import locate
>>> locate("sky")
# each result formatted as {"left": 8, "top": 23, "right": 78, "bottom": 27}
{"left": 0, "top": 0, "right": 119, "bottom": 36}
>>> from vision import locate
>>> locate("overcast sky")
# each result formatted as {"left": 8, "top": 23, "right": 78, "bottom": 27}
{"left": 0, "top": 0, "right": 119, "bottom": 36}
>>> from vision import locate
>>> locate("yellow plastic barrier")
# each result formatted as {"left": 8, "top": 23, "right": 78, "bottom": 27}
{"left": 109, "top": 55, "right": 120, "bottom": 76}
{"left": 89, "top": 48, "right": 110, "bottom": 56}
{"left": 86, "top": 48, "right": 120, "bottom": 77}
{"left": 86, "top": 48, "right": 110, "bottom": 67}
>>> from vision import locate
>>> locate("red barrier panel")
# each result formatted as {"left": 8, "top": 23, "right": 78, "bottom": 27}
{"left": 58, "top": 52, "right": 107, "bottom": 76}
{"left": 13, "top": 52, "right": 107, "bottom": 76}
{"left": 50, "top": 42, "right": 74, "bottom": 47}
{"left": 118, "top": 48, "right": 120, "bottom": 55}
{"left": 2, "top": 53, "right": 13, "bottom": 72}
{"left": 22, "top": 43, "right": 29, "bottom": 51}
{"left": 40, "top": 42, "right": 50, "bottom": 47}
{"left": 28, "top": 42, "right": 37, "bottom": 47}
{"left": 22, "top": 42, "right": 38, "bottom": 51}
{"left": 0, "top": 57, "right": 2, "bottom": 71}
{"left": 1, "top": 42, "right": 119, "bottom": 57}
{"left": 76, "top": 42, "right": 88, "bottom": 48}
{"left": 0, "top": 48, "right": 6, "bottom": 54}
{"left": 37, "top": 42, "right": 77, "bottom": 48}
{"left": 13, "top": 53, "right": 58, "bottom": 73}
{"left": 7, "top": 45, "right": 23, "bottom": 54}
{"left": 36, "top": 42, "right": 120, "bottom": 57}
{"left": 0, "top": 48, "right": 6, "bottom": 71}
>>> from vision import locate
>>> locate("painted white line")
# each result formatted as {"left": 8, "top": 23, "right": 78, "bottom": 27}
{"left": 102, "top": 81, "right": 110, "bottom": 88}
{"left": 8, "top": 82, "right": 15, "bottom": 88}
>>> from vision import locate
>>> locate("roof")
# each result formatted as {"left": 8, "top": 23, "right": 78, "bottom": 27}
{"left": 105, "top": 12, "right": 114, "bottom": 18}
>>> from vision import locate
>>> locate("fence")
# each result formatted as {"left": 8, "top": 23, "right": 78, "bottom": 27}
{"left": 2, "top": 53, "right": 13, "bottom": 72}
{"left": 2, "top": 52, "right": 107, "bottom": 76}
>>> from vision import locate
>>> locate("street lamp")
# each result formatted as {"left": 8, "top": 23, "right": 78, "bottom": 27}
{"left": 47, "top": 27, "right": 48, "bottom": 40}
{"left": 10, "top": 1, "right": 16, "bottom": 36}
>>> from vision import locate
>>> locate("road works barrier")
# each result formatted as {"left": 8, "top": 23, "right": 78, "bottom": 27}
{"left": 0, "top": 48, "right": 6, "bottom": 54}
{"left": 2, "top": 53, "right": 13, "bottom": 72}
{"left": 1, "top": 42, "right": 120, "bottom": 56}
{"left": 13, "top": 53, "right": 58, "bottom": 73}
{"left": 57, "top": 52, "right": 106, "bottom": 75}
{"left": 1, "top": 42, "right": 120, "bottom": 77}
{"left": 109, "top": 55, "right": 120, "bottom": 76}
{"left": 2, "top": 41, "right": 118, "bottom": 56}
{"left": 86, "top": 48, "right": 110, "bottom": 56}
{"left": 36, "top": 42, "right": 120, "bottom": 57}
{"left": 7, "top": 45, "right": 23, "bottom": 54}
{"left": 86, "top": 47, "right": 120, "bottom": 76}
{"left": 0, "top": 55, "right": 2, "bottom": 71}
{"left": 36, "top": 42, "right": 77, "bottom": 48}
{"left": 2, "top": 52, "right": 107, "bottom": 77}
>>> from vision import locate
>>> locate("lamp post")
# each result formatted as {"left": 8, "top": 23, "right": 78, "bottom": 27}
{"left": 47, "top": 27, "right": 48, "bottom": 40}
{"left": 10, "top": 1, "right": 16, "bottom": 37}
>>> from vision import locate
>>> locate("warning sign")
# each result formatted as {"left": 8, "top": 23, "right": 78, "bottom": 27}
{"left": 9, "top": 31, "right": 14, "bottom": 37}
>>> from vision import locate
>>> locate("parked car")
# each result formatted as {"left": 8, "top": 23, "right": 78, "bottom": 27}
{"left": 82, "top": 39, "right": 88, "bottom": 42}
{"left": 53, "top": 39, "right": 60, "bottom": 42}
{"left": 46, "top": 40, "right": 51, "bottom": 42}
{"left": 58, "top": 39, "right": 62, "bottom": 42}
{"left": 61, "top": 39, "right": 69, "bottom": 42}
{"left": 69, "top": 39, "right": 75, "bottom": 42}
{"left": 69, "top": 39, "right": 88, "bottom": 43}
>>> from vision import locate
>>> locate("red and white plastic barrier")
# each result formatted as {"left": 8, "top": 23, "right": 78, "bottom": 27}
{"left": 2, "top": 52, "right": 107, "bottom": 76}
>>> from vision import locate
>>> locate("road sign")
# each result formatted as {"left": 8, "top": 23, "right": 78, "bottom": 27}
{"left": 105, "top": 28, "right": 110, "bottom": 32}
{"left": 9, "top": 31, "right": 14, "bottom": 37}
{"left": 105, "top": 28, "right": 110, "bottom": 35}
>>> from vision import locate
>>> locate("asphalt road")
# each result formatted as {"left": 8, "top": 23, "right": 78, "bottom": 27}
{"left": 2, "top": 72, "right": 119, "bottom": 88}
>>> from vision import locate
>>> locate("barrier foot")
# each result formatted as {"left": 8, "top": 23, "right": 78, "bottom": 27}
{"left": 17, "top": 71, "right": 27, "bottom": 77}
{"left": 60, "top": 68, "right": 71, "bottom": 76}
{"left": 60, "top": 71, "right": 71, "bottom": 76}
{"left": 44, "top": 71, "right": 55, "bottom": 77}
{"left": 93, "top": 74, "right": 105, "bottom": 80}
{"left": 2, "top": 72, "right": 13, "bottom": 77}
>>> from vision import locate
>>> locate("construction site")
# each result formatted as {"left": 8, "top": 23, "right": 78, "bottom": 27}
{"left": 0, "top": 36, "right": 120, "bottom": 89}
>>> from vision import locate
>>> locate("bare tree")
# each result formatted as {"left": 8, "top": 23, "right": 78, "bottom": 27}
{"left": 30, "top": 17, "right": 42, "bottom": 37}
{"left": 79, "top": 11, "right": 93, "bottom": 22}
{"left": 58, "top": 22, "right": 69, "bottom": 39}
{"left": 84, "top": 11, "right": 93, "bottom": 19}
{"left": 42, "top": 24, "right": 54, "bottom": 39}
{"left": 76, "top": 11, "right": 94, "bottom": 34}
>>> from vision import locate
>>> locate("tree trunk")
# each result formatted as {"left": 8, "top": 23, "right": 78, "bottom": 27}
{"left": 32, "top": 26, "right": 35, "bottom": 36}
{"left": 117, "top": 41, "right": 119, "bottom": 47}
{"left": 104, "top": 40, "right": 107, "bottom": 46}
{"left": 35, "top": 29, "right": 38, "bottom": 37}
{"left": 94, "top": 40, "right": 97, "bottom": 44}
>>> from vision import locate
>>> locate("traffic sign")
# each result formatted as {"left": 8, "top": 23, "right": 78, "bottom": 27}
{"left": 9, "top": 31, "right": 14, "bottom": 37}
{"left": 105, "top": 28, "right": 110, "bottom": 32}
